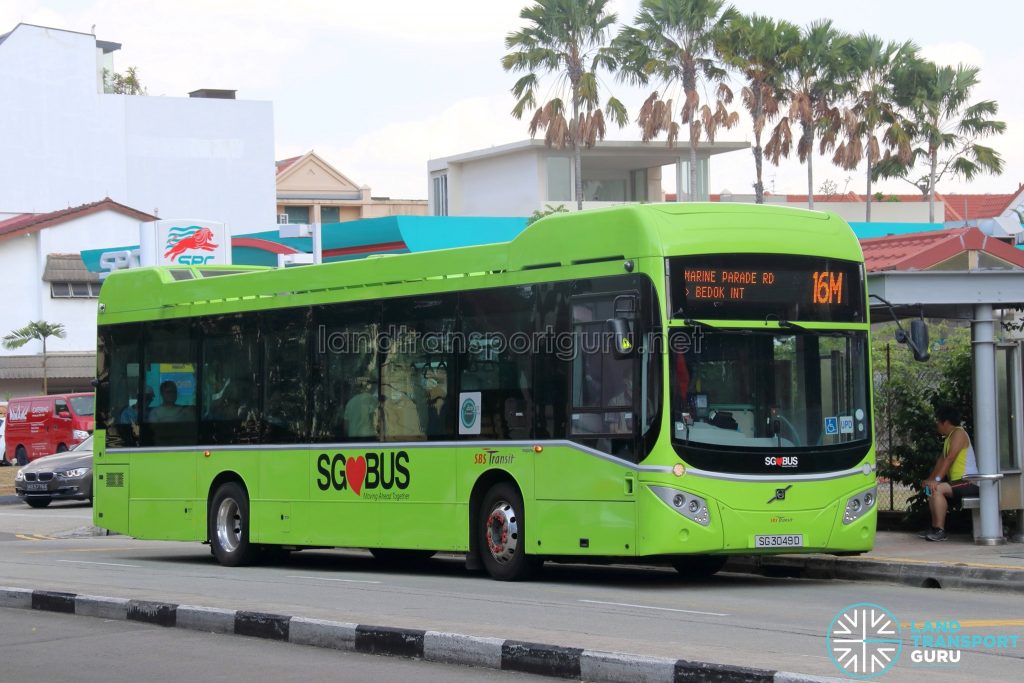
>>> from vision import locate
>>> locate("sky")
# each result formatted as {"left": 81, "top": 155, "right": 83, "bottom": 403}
{"left": 3, "top": 0, "right": 1022, "bottom": 202}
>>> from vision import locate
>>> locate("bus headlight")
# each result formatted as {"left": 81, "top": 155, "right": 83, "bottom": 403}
{"left": 650, "top": 486, "right": 710, "bottom": 527}
{"left": 843, "top": 486, "right": 877, "bottom": 525}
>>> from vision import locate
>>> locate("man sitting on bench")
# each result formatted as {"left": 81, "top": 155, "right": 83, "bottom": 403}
{"left": 919, "top": 406, "right": 979, "bottom": 542}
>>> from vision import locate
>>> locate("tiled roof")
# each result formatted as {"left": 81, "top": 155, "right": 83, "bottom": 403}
{"left": 275, "top": 156, "right": 302, "bottom": 174}
{"left": 0, "top": 198, "right": 155, "bottom": 242}
{"left": 0, "top": 353, "right": 96, "bottom": 380}
{"left": 860, "top": 227, "right": 1024, "bottom": 272}
{"left": 42, "top": 254, "right": 100, "bottom": 283}
{"left": 778, "top": 191, "right": 1018, "bottom": 222}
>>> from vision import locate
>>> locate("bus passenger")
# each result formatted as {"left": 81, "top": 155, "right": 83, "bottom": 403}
{"left": 149, "top": 381, "right": 190, "bottom": 423}
{"left": 344, "top": 378, "right": 378, "bottom": 439}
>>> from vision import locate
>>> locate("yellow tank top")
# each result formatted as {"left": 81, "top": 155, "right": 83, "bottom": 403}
{"left": 944, "top": 426, "right": 977, "bottom": 481}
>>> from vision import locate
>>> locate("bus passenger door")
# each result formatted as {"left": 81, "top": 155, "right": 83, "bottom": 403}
{"left": 533, "top": 288, "right": 640, "bottom": 557}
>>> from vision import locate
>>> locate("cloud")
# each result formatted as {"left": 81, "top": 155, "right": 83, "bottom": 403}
{"left": 921, "top": 42, "right": 986, "bottom": 68}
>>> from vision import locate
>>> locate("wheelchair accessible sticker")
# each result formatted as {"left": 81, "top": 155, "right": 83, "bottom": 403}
{"left": 824, "top": 416, "right": 838, "bottom": 435}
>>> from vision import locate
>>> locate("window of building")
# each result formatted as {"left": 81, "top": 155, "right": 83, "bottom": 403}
{"left": 320, "top": 206, "right": 341, "bottom": 223}
{"left": 432, "top": 174, "right": 448, "bottom": 216}
{"left": 546, "top": 157, "right": 572, "bottom": 202}
{"left": 284, "top": 206, "right": 311, "bottom": 224}
{"left": 51, "top": 282, "right": 101, "bottom": 298}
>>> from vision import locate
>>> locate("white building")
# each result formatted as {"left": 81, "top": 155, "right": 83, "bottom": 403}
{"left": 0, "top": 23, "right": 274, "bottom": 230}
{"left": 0, "top": 199, "right": 154, "bottom": 397}
{"left": 427, "top": 139, "right": 748, "bottom": 217}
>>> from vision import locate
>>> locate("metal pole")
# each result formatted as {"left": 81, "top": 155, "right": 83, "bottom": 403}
{"left": 886, "top": 343, "right": 893, "bottom": 511}
{"left": 313, "top": 222, "right": 323, "bottom": 265}
{"left": 972, "top": 304, "right": 1005, "bottom": 544}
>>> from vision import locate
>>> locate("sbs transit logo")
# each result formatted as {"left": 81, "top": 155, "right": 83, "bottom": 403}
{"left": 164, "top": 226, "right": 219, "bottom": 264}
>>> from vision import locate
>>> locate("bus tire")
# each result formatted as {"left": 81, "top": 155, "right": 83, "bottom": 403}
{"left": 16, "top": 446, "right": 28, "bottom": 466}
{"left": 209, "top": 482, "right": 258, "bottom": 567}
{"left": 369, "top": 549, "right": 436, "bottom": 565}
{"left": 478, "top": 482, "right": 538, "bottom": 581}
{"left": 671, "top": 555, "right": 727, "bottom": 579}
{"left": 56, "top": 443, "right": 68, "bottom": 453}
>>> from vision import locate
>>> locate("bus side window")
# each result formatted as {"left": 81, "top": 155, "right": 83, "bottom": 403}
{"left": 98, "top": 324, "right": 142, "bottom": 448}
{"left": 262, "top": 308, "right": 311, "bottom": 444}
{"left": 140, "top": 320, "right": 198, "bottom": 447}
{"left": 568, "top": 292, "right": 639, "bottom": 460}
{"left": 459, "top": 285, "right": 535, "bottom": 440}
{"left": 381, "top": 295, "right": 457, "bottom": 441}
{"left": 312, "top": 303, "right": 381, "bottom": 443}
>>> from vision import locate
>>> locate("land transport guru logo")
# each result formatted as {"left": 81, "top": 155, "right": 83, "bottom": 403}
{"left": 164, "top": 226, "right": 219, "bottom": 264}
{"left": 827, "top": 603, "right": 902, "bottom": 678}
{"left": 827, "top": 602, "right": 1021, "bottom": 677}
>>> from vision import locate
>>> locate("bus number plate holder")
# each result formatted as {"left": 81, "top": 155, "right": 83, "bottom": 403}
{"left": 753, "top": 534, "right": 803, "bottom": 548}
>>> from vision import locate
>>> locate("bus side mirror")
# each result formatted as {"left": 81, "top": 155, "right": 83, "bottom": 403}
{"left": 896, "top": 319, "right": 930, "bottom": 362}
{"left": 607, "top": 318, "right": 635, "bottom": 359}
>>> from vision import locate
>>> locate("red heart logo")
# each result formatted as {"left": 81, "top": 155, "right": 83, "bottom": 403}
{"left": 345, "top": 455, "right": 367, "bottom": 496}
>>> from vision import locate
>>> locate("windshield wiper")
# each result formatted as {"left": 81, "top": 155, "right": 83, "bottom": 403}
{"left": 778, "top": 320, "right": 809, "bottom": 332}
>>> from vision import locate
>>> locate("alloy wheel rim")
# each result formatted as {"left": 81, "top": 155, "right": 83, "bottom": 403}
{"left": 216, "top": 498, "right": 242, "bottom": 553}
{"left": 485, "top": 500, "right": 519, "bottom": 564}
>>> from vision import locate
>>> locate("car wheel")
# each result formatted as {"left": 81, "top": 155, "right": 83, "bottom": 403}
{"left": 209, "top": 481, "right": 258, "bottom": 567}
{"left": 56, "top": 443, "right": 68, "bottom": 453}
{"left": 26, "top": 498, "right": 52, "bottom": 509}
{"left": 15, "top": 446, "right": 28, "bottom": 466}
{"left": 478, "top": 482, "right": 539, "bottom": 581}
{"left": 670, "top": 555, "right": 728, "bottom": 579}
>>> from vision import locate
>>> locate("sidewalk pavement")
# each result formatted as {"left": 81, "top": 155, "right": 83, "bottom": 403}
{"left": 726, "top": 530, "right": 1024, "bottom": 594}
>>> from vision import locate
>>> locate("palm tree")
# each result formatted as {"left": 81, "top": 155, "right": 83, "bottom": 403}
{"left": 614, "top": 0, "right": 739, "bottom": 203}
{"left": 717, "top": 13, "right": 801, "bottom": 204}
{"left": 831, "top": 34, "right": 917, "bottom": 222}
{"left": 2, "top": 321, "right": 67, "bottom": 394}
{"left": 765, "top": 20, "right": 852, "bottom": 210}
{"left": 503, "top": 0, "right": 629, "bottom": 210}
{"left": 892, "top": 62, "right": 1005, "bottom": 223}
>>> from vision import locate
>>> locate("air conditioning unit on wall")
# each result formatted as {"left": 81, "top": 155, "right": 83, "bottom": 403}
{"left": 278, "top": 213, "right": 289, "bottom": 224}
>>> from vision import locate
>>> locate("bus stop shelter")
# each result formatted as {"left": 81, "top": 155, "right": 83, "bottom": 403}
{"left": 865, "top": 228, "right": 1024, "bottom": 544}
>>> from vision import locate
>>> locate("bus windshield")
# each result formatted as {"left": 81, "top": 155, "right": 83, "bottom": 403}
{"left": 670, "top": 329, "right": 869, "bottom": 451}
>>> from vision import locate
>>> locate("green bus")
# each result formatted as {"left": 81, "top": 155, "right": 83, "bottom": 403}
{"left": 93, "top": 203, "right": 876, "bottom": 581}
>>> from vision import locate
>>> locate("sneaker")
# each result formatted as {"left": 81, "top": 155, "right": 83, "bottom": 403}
{"left": 926, "top": 529, "right": 947, "bottom": 542}
{"left": 917, "top": 527, "right": 938, "bottom": 538}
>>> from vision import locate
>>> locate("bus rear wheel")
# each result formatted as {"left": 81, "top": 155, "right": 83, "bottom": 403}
{"left": 209, "top": 482, "right": 258, "bottom": 567}
{"left": 478, "top": 482, "right": 539, "bottom": 581}
{"left": 15, "top": 446, "right": 28, "bottom": 466}
{"left": 671, "top": 555, "right": 727, "bottom": 579}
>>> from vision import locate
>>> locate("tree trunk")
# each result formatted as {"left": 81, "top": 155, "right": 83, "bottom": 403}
{"left": 753, "top": 135, "right": 764, "bottom": 204}
{"left": 865, "top": 152, "right": 873, "bottom": 223}
{"left": 572, "top": 95, "right": 583, "bottom": 211}
{"left": 928, "top": 150, "right": 938, "bottom": 224}
{"left": 41, "top": 337, "right": 48, "bottom": 395}
{"left": 807, "top": 142, "right": 815, "bottom": 210}
{"left": 689, "top": 142, "right": 698, "bottom": 202}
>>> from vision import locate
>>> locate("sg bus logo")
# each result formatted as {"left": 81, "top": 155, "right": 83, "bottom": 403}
{"left": 315, "top": 451, "right": 410, "bottom": 496}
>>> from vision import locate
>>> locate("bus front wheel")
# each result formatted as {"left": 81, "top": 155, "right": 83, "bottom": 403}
{"left": 478, "top": 482, "right": 539, "bottom": 581}
{"left": 209, "top": 482, "right": 258, "bottom": 567}
{"left": 671, "top": 555, "right": 727, "bottom": 579}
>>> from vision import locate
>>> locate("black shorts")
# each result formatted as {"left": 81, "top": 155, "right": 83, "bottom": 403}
{"left": 947, "top": 480, "right": 979, "bottom": 504}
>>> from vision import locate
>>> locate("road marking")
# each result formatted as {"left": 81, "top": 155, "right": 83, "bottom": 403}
{"left": 15, "top": 533, "right": 55, "bottom": 541}
{"left": 286, "top": 575, "right": 382, "bottom": 585}
{"left": 579, "top": 599, "right": 728, "bottom": 617}
{"left": 56, "top": 559, "right": 142, "bottom": 568}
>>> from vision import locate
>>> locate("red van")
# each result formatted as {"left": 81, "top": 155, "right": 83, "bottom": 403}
{"left": 3, "top": 393, "right": 94, "bottom": 465}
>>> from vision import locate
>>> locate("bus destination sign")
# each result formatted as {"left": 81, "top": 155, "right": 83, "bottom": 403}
{"left": 668, "top": 254, "right": 864, "bottom": 323}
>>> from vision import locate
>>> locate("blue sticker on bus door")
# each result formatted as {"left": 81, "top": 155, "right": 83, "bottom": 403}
{"left": 824, "top": 416, "right": 838, "bottom": 435}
